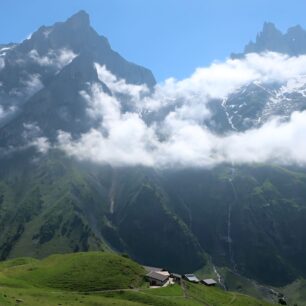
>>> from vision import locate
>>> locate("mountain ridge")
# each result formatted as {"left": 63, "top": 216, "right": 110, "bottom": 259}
{"left": 232, "top": 21, "right": 306, "bottom": 58}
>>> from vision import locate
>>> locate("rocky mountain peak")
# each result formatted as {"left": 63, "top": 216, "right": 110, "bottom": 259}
{"left": 232, "top": 22, "right": 306, "bottom": 58}
{"left": 261, "top": 22, "right": 280, "bottom": 35}
{"left": 238, "top": 22, "right": 285, "bottom": 56}
{"left": 65, "top": 10, "right": 90, "bottom": 29}
{"left": 287, "top": 24, "right": 304, "bottom": 34}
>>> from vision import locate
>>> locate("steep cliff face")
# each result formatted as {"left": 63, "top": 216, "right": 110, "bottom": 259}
{"left": 0, "top": 10, "right": 155, "bottom": 145}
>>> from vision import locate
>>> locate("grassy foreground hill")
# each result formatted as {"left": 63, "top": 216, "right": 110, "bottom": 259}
{"left": 0, "top": 251, "right": 273, "bottom": 305}
{"left": 0, "top": 252, "right": 145, "bottom": 291}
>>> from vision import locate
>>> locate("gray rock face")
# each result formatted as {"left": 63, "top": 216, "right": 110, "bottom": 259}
{"left": 8, "top": 10, "right": 155, "bottom": 86}
{"left": 206, "top": 79, "right": 306, "bottom": 133}
{"left": 0, "top": 11, "right": 156, "bottom": 145}
{"left": 232, "top": 22, "right": 306, "bottom": 58}
{"left": 205, "top": 23, "right": 306, "bottom": 132}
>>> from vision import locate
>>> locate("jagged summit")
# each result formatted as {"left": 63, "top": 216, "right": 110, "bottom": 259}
{"left": 17, "top": 9, "right": 105, "bottom": 55}
{"left": 65, "top": 10, "right": 90, "bottom": 29}
{"left": 259, "top": 22, "right": 281, "bottom": 38}
{"left": 0, "top": 10, "right": 155, "bottom": 89}
{"left": 287, "top": 24, "right": 304, "bottom": 34}
{"left": 262, "top": 22, "right": 279, "bottom": 33}
{"left": 232, "top": 22, "right": 306, "bottom": 58}
{"left": 0, "top": 10, "right": 156, "bottom": 145}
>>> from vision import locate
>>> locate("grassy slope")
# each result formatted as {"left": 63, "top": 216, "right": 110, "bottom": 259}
{"left": 282, "top": 278, "right": 306, "bottom": 306}
{"left": 92, "top": 282, "right": 273, "bottom": 306}
{"left": 0, "top": 252, "right": 145, "bottom": 291}
{"left": 163, "top": 165, "right": 306, "bottom": 285}
{"left": 0, "top": 252, "right": 273, "bottom": 306}
{"left": 0, "top": 153, "right": 111, "bottom": 260}
{"left": 0, "top": 152, "right": 206, "bottom": 275}
{"left": 186, "top": 282, "right": 273, "bottom": 306}
{"left": 196, "top": 261, "right": 306, "bottom": 306}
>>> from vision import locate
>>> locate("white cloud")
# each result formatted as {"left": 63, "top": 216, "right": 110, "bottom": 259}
{"left": 26, "top": 32, "right": 33, "bottom": 40}
{"left": 23, "top": 74, "right": 43, "bottom": 95}
{"left": 155, "top": 111, "right": 306, "bottom": 167}
{"left": 29, "top": 48, "right": 77, "bottom": 70}
{"left": 152, "top": 52, "right": 306, "bottom": 104}
{"left": 58, "top": 83, "right": 157, "bottom": 166}
{"left": 22, "top": 122, "right": 42, "bottom": 140}
{"left": 95, "top": 63, "right": 149, "bottom": 99}
{"left": 31, "top": 137, "right": 50, "bottom": 153}
{"left": 0, "top": 57, "right": 5, "bottom": 70}
{"left": 56, "top": 52, "right": 306, "bottom": 168}
{"left": 224, "top": 111, "right": 306, "bottom": 165}
{"left": 0, "top": 106, "right": 5, "bottom": 119}
{"left": 7, "top": 74, "right": 43, "bottom": 99}
{"left": 0, "top": 105, "right": 17, "bottom": 124}
{"left": 22, "top": 122, "right": 50, "bottom": 154}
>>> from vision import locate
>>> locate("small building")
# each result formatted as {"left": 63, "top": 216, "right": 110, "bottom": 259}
{"left": 146, "top": 271, "right": 170, "bottom": 286}
{"left": 171, "top": 273, "right": 182, "bottom": 283}
{"left": 156, "top": 271, "right": 170, "bottom": 277}
{"left": 201, "top": 278, "right": 217, "bottom": 286}
{"left": 183, "top": 274, "right": 200, "bottom": 283}
{"left": 144, "top": 266, "right": 166, "bottom": 273}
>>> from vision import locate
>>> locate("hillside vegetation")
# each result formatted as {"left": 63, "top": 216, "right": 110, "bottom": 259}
{"left": 2, "top": 151, "right": 306, "bottom": 288}
{"left": 0, "top": 251, "right": 274, "bottom": 305}
{"left": 0, "top": 252, "right": 145, "bottom": 291}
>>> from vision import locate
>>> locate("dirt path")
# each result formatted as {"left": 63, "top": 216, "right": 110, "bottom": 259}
{"left": 48, "top": 288, "right": 140, "bottom": 295}
{"left": 229, "top": 292, "right": 237, "bottom": 304}
{"left": 181, "top": 280, "right": 188, "bottom": 299}
{"left": 180, "top": 281, "right": 210, "bottom": 305}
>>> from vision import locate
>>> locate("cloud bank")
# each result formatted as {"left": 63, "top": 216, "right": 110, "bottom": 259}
{"left": 54, "top": 52, "right": 306, "bottom": 168}
{"left": 0, "top": 58, "right": 4, "bottom": 70}
{"left": 0, "top": 105, "right": 17, "bottom": 124}
{"left": 29, "top": 48, "right": 77, "bottom": 70}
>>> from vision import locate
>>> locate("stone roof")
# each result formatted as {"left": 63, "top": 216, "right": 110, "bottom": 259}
{"left": 146, "top": 271, "right": 169, "bottom": 282}
{"left": 144, "top": 266, "right": 164, "bottom": 273}
{"left": 202, "top": 278, "right": 217, "bottom": 285}
{"left": 184, "top": 274, "right": 200, "bottom": 282}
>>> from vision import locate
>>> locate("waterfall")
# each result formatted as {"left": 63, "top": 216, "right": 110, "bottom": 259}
{"left": 213, "top": 265, "right": 226, "bottom": 290}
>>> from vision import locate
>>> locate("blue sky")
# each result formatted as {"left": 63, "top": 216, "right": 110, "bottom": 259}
{"left": 1, "top": 0, "right": 306, "bottom": 81}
